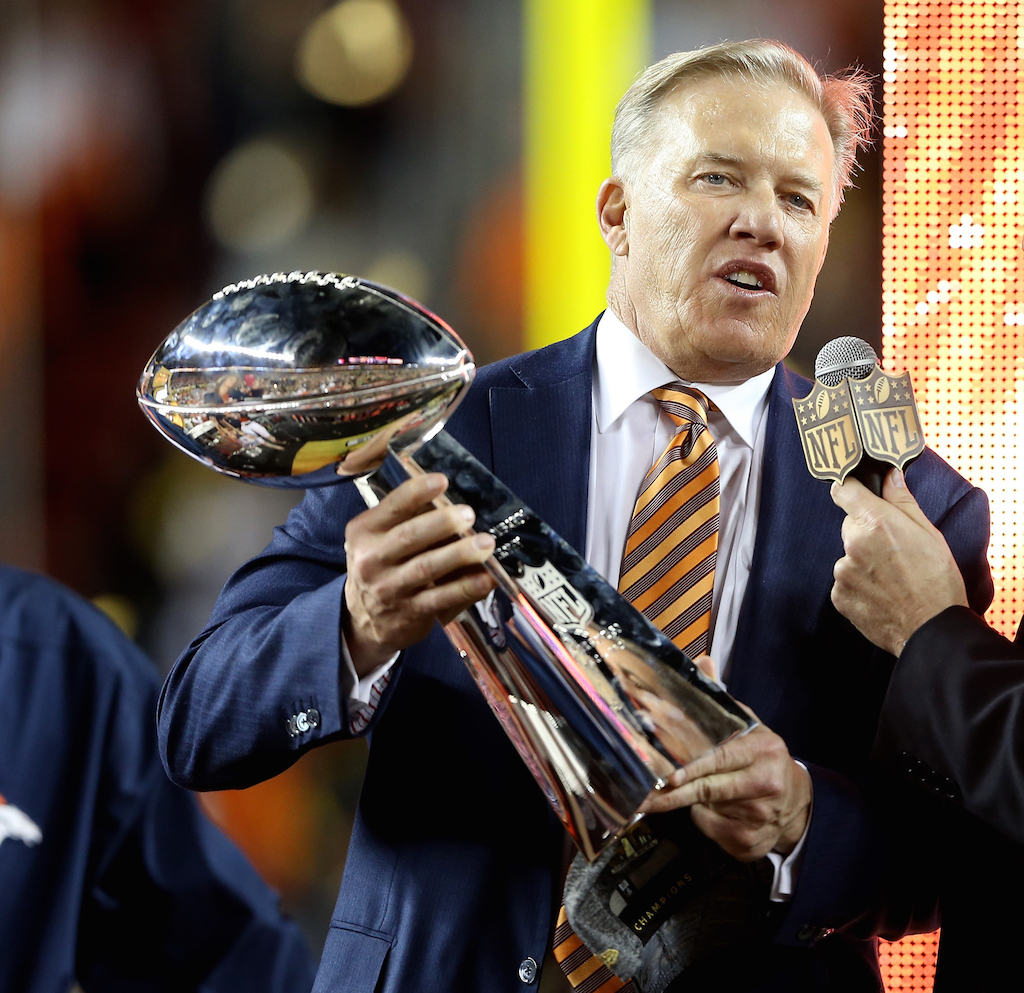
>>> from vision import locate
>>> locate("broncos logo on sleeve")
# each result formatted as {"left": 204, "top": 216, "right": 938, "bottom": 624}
{"left": 0, "top": 793, "right": 42, "bottom": 848}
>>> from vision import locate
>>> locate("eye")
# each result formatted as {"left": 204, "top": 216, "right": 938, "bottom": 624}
{"left": 785, "top": 192, "right": 814, "bottom": 212}
{"left": 701, "top": 173, "right": 728, "bottom": 186}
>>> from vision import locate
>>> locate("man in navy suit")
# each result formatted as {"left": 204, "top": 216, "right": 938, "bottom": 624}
{"left": 158, "top": 40, "right": 992, "bottom": 992}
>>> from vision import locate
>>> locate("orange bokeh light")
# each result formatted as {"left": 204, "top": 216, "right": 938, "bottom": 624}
{"left": 882, "top": 2, "right": 1020, "bottom": 989}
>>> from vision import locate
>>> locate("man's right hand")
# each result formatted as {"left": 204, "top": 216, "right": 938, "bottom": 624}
{"left": 343, "top": 473, "right": 497, "bottom": 676}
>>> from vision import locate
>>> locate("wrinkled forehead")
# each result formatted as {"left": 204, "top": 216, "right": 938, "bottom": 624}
{"left": 644, "top": 75, "right": 835, "bottom": 186}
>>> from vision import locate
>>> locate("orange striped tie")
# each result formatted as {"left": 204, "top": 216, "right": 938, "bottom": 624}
{"left": 552, "top": 905, "right": 636, "bottom": 992}
{"left": 618, "top": 385, "right": 719, "bottom": 656}
{"left": 552, "top": 385, "right": 719, "bottom": 991}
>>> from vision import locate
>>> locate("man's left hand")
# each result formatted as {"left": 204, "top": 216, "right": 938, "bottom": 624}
{"left": 643, "top": 713, "right": 812, "bottom": 862}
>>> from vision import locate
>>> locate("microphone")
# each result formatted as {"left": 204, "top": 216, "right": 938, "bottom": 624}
{"left": 814, "top": 336, "right": 878, "bottom": 388}
{"left": 792, "top": 336, "right": 924, "bottom": 495}
{"left": 814, "top": 338, "right": 889, "bottom": 495}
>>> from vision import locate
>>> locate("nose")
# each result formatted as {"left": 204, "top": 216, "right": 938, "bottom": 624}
{"left": 729, "top": 185, "right": 784, "bottom": 250}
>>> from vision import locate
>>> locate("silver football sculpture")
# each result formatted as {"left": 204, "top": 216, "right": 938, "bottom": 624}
{"left": 138, "top": 271, "right": 473, "bottom": 486}
{"left": 139, "top": 272, "right": 755, "bottom": 861}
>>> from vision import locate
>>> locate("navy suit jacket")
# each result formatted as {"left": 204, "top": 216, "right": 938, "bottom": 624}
{"left": 159, "top": 320, "right": 993, "bottom": 993}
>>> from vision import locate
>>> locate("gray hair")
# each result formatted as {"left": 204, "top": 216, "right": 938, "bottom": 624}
{"left": 610, "top": 39, "right": 874, "bottom": 217}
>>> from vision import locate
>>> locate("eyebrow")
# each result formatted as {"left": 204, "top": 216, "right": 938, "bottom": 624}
{"left": 697, "top": 152, "right": 826, "bottom": 199}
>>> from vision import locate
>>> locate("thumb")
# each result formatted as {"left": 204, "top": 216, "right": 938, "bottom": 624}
{"left": 692, "top": 653, "right": 718, "bottom": 682}
{"left": 881, "top": 468, "right": 934, "bottom": 530}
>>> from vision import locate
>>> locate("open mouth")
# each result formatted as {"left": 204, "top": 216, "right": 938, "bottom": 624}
{"left": 724, "top": 271, "right": 764, "bottom": 290}
{"left": 716, "top": 262, "right": 776, "bottom": 294}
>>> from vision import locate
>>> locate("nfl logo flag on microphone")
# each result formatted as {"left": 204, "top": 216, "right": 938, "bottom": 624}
{"left": 793, "top": 336, "right": 925, "bottom": 484}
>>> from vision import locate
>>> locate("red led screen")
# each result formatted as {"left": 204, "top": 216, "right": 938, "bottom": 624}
{"left": 881, "top": 2, "right": 1019, "bottom": 989}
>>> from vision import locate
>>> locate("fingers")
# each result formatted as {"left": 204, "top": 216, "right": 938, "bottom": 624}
{"left": 678, "top": 734, "right": 754, "bottom": 785}
{"left": 832, "top": 470, "right": 935, "bottom": 536}
{"left": 830, "top": 475, "right": 875, "bottom": 515}
{"left": 385, "top": 531, "right": 495, "bottom": 598}
{"left": 644, "top": 725, "right": 764, "bottom": 805}
{"left": 880, "top": 468, "right": 925, "bottom": 523}
{"left": 412, "top": 554, "right": 497, "bottom": 612}
{"left": 347, "top": 475, "right": 492, "bottom": 577}
{"left": 643, "top": 770, "right": 768, "bottom": 815}
{"left": 352, "top": 473, "right": 449, "bottom": 539}
{"left": 880, "top": 468, "right": 937, "bottom": 532}
{"left": 343, "top": 474, "right": 498, "bottom": 673}
{"left": 641, "top": 722, "right": 810, "bottom": 860}
{"left": 672, "top": 735, "right": 789, "bottom": 808}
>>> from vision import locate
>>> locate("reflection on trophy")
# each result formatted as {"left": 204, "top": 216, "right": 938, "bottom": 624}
{"left": 138, "top": 270, "right": 755, "bottom": 861}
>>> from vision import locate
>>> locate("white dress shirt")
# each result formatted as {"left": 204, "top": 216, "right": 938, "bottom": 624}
{"left": 586, "top": 309, "right": 772, "bottom": 679}
{"left": 340, "top": 308, "right": 807, "bottom": 897}
{"left": 586, "top": 309, "right": 805, "bottom": 900}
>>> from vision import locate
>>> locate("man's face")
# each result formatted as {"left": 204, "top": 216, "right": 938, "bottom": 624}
{"left": 603, "top": 75, "right": 835, "bottom": 383}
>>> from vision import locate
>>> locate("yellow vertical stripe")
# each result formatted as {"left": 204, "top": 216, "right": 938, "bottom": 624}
{"left": 523, "top": 0, "right": 651, "bottom": 350}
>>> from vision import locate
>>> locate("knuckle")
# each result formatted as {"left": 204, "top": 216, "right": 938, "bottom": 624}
{"left": 391, "top": 516, "right": 421, "bottom": 548}
{"left": 344, "top": 517, "right": 370, "bottom": 551}
{"left": 713, "top": 746, "right": 734, "bottom": 772}
{"left": 345, "top": 545, "right": 370, "bottom": 580}
{"left": 755, "top": 769, "right": 781, "bottom": 798}
{"left": 412, "top": 552, "right": 436, "bottom": 587}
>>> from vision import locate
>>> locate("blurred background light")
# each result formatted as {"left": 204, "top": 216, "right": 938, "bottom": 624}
{"left": 365, "top": 248, "right": 429, "bottom": 301}
{"left": 524, "top": 0, "right": 649, "bottom": 349}
{"left": 205, "top": 136, "right": 315, "bottom": 252}
{"left": 296, "top": 0, "right": 413, "bottom": 107}
{"left": 0, "top": 21, "right": 158, "bottom": 212}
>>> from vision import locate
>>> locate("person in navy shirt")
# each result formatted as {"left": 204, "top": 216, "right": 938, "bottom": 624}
{"left": 0, "top": 564, "right": 316, "bottom": 993}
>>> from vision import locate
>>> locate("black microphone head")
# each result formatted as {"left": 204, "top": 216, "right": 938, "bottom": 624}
{"left": 814, "top": 336, "right": 879, "bottom": 387}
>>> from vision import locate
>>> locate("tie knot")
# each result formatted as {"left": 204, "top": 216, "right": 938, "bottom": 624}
{"left": 650, "top": 385, "right": 712, "bottom": 429}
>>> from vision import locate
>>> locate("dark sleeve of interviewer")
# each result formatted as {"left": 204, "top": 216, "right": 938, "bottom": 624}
{"left": 875, "top": 605, "right": 1024, "bottom": 846}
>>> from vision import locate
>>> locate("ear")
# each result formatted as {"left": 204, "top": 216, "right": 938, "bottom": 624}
{"left": 597, "top": 178, "right": 629, "bottom": 256}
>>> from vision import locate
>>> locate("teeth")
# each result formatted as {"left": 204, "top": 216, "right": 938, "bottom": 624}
{"left": 725, "top": 270, "right": 763, "bottom": 289}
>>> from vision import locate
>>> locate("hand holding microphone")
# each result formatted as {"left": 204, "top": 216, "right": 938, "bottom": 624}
{"left": 830, "top": 471, "right": 969, "bottom": 656}
{"left": 804, "top": 338, "right": 969, "bottom": 652}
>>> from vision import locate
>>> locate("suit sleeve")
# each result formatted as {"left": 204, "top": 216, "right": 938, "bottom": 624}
{"left": 770, "top": 483, "right": 993, "bottom": 946}
{"left": 55, "top": 597, "right": 319, "bottom": 993}
{"left": 875, "top": 605, "right": 1024, "bottom": 845}
{"left": 157, "top": 474, "right": 393, "bottom": 790}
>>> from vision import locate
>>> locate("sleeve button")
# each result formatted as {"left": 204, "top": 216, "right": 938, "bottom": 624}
{"left": 518, "top": 957, "right": 538, "bottom": 984}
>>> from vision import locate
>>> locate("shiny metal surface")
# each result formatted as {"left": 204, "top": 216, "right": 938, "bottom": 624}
{"left": 814, "top": 336, "right": 879, "bottom": 387}
{"left": 139, "top": 273, "right": 755, "bottom": 861}
{"left": 395, "top": 433, "right": 753, "bottom": 861}
{"left": 137, "top": 271, "right": 474, "bottom": 486}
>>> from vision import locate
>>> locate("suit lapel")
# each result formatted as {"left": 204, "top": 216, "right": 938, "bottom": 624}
{"left": 487, "top": 324, "right": 596, "bottom": 558}
{"left": 726, "top": 365, "right": 846, "bottom": 722}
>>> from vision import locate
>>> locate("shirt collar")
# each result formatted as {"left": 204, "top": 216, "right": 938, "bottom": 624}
{"left": 593, "top": 308, "right": 776, "bottom": 448}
